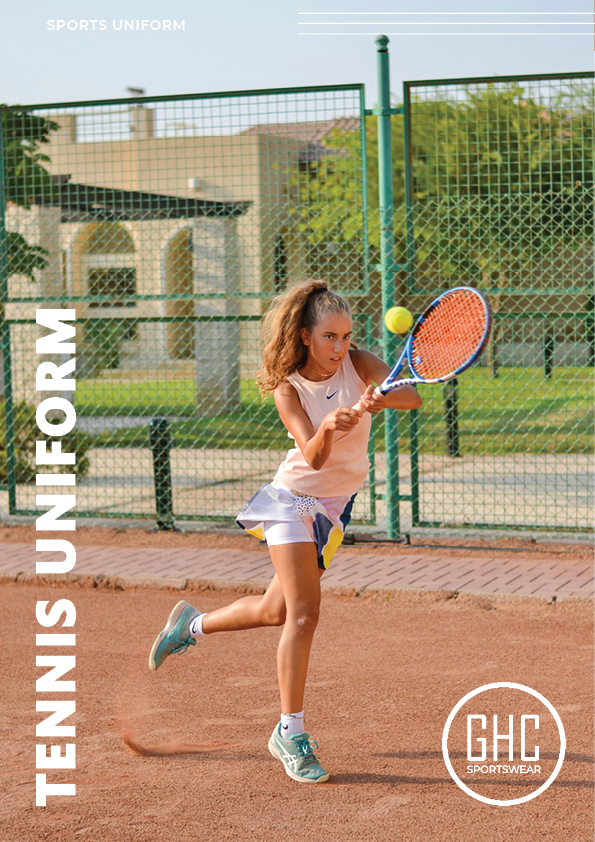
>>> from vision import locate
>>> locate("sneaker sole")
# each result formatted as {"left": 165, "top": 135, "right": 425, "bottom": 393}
{"left": 268, "top": 738, "right": 330, "bottom": 784}
{"left": 148, "top": 599, "right": 191, "bottom": 671}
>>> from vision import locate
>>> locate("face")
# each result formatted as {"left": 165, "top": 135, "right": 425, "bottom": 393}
{"left": 300, "top": 311, "right": 353, "bottom": 378}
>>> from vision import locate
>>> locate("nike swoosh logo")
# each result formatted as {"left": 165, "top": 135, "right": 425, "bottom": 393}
{"left": 282, "top": 724, "right": 288, "bottom": 730}
{"left": 326, "top": 390, "right": 339, "bottom": 400}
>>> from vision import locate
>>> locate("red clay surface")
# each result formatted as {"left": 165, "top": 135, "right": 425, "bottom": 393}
{"left": 2, "top": 581, "right": 593, "bottom": 841}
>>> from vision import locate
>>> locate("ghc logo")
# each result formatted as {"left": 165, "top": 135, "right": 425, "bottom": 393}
{"left": 467, "top": 714, "right": 540, "bottom": 763}
{"left": 443, "top": 683, "right": 566, "bottom": 806}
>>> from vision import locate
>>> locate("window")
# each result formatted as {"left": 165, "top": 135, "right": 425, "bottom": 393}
{"left": 121, "top": 320, "right": 139, "bottom": 341}
{"left": 88, "top": 268, "right": 137, "bottom": 307}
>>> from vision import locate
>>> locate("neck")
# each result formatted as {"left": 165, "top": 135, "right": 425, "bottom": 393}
{"left": 300, "top": 362, "right": 335, "bottom": 380}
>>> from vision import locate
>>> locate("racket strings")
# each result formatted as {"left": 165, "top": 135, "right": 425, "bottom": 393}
{"left": 411, "top": 290, "right": 488, "bottom": 379}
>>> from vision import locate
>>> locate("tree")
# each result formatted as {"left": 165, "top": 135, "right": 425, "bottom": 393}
{"left": 289, "top": 82, "right": 594, "bottom": 373}
{"left": 408, "top": 83, "right": 593, "bottom": 374}
{"left": 1, "top": 107, "right": 60, "bottom": 279}
{"left": 288, "top": 114, "right": 406, "bottom": 262}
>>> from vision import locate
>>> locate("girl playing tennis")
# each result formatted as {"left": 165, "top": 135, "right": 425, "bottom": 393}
{"left": 149, "top": 279, "right": 421, "bottom": 784}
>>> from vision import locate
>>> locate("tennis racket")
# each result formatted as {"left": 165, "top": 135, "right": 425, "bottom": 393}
{"left": 353, "top": 286, "right": 491, "bottom": 412}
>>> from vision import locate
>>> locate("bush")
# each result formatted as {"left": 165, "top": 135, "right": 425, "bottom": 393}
{"left": 79, "top": 319, "right": 124, "bottom": 377}
{"left": 0, "top": 400, "right": 92, "bottom": 484}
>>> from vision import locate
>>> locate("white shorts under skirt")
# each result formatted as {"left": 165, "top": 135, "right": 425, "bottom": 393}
{"left": 263, "top": 518, "right": 312, "bottom": 546}
{"left": 236, "top": 481, "right": 357, "bottom": 570}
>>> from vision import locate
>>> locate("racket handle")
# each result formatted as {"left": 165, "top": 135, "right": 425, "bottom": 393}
{"left": 352, "top": 387, "right": 382, "bottom": 414}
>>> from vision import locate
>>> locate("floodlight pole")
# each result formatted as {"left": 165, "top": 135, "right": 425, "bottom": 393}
{"left": 375, "top": 35, "right": 400, "bottom": 538}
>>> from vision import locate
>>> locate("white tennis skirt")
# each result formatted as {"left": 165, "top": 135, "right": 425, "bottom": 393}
{"left": 236, "top": 481, "right": 356, "bottom": 570}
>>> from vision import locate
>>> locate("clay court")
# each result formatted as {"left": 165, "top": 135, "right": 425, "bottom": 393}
{"left": 2, "top": 528, "right": 593, "bottom": 842}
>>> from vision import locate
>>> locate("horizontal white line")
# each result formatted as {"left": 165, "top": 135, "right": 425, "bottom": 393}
{"left": 298, "top": 32, "right": 588, "bottom": 35}
{"left": 299, "top": 22, "right": 592, "bottom": 25}
{"left": 298, "top": 11, "right": 593, "bottom": 14}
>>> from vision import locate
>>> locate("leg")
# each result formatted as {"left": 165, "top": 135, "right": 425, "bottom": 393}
{"left": 202, "top": 565, "right": 324, "bottom": 634}
{"left": 148, "top": 575, "right": 296, "bottom": 672}
{"left": 149, "top": 541, "right": 324, "bottom": 673}
{"left": 268, "top": 542, "right": 321, "bottom": 714}
{"left": 201, "top": 573, "right": 287, "bottom": 633}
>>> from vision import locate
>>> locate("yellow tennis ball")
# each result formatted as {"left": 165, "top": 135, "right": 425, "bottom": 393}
{"left": 384, "top": 306, "right": 414, "bottom": 334}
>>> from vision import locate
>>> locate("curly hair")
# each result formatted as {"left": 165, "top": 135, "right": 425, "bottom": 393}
{"left": 256, "top": 279, "right": 353, "bottom": 394}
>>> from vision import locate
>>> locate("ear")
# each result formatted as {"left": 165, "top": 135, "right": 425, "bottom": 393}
{"left": 300, "top": 327, "right": 310, "bottom": 346}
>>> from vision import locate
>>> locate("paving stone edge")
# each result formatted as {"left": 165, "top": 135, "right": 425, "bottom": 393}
{"left": 0, "top": 569, "right": 587, "bottom": 604}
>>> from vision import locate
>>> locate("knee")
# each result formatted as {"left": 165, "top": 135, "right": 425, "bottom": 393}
{"left": 288, "top": 606, "right": 320, "bottom": 634}
{"left": 262, "top": 605, "right": 286, "bottom": 627}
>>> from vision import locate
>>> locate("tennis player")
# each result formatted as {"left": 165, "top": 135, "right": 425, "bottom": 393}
{"left": 149, "top": 279, "right": 421, "bottom": 783}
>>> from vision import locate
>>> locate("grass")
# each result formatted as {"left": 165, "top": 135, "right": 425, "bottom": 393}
{"left": 76, "top": 377, "right": 197, "bottom": 417}
{"left": 82, "top": 368, "right": 593, "bottom": 455}
{"left": 373, "top": 366, "right": 593, "bottom": 455}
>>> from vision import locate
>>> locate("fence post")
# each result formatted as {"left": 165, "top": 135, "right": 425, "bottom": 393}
{"left": 149, "top": 417, "right": 175, "bottom": 531}
{"left": 363, "top": 313, "right": 377, "bottom": 525}
{"left": 543, "top": 333, "right": 554, "bottom": 379}
{"left": 375, "top": 34, "right": 400, "bottom": 538}
{"left": 410, "top": 408, "right": 420, "bottom": 526}
{"left": 444, "top": 378, "right": 461, "bottom": 457}
{"left": 0, "top": 110, "right": 16, "bottom": 514}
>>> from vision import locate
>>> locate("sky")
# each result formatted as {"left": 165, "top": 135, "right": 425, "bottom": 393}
{"left": 0, "top": 0, "right": 592, "bottom": 107}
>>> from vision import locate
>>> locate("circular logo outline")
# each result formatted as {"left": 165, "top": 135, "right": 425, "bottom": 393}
{"left": 442, "top": 682, "right": 566, "bottom": 806}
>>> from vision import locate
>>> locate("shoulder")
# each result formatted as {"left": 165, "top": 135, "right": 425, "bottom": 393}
{"left": 273, "top": 379, "right": 299, "bottom": 407}
{"left": 349, "top": 349, "right": 377, "bottom": 369}
{"left": 349, "top": 349, "right": 389, "bottom": 384}
{"left": 273, "top": 378, "right": 312, "bottom": 430}
{"left": 274, "top": 378, "right": 298, "bottom": 398}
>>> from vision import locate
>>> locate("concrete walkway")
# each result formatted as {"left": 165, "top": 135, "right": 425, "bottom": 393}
{"left": 1, "top": 542, "right": 592, "bottom": 599}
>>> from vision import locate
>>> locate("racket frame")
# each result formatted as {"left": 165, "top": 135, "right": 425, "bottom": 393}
{"left": 378, "top": 286, "right": 492, "bottom": 394}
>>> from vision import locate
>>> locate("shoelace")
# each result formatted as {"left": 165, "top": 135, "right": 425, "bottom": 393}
{"left": 293, "top": 737, "right": 319, "bottom": 763}
{"left": 172, "top": 637, "right": 196, "bottom": 656}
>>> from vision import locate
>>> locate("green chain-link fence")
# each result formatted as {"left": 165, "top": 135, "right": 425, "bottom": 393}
{"left": 1, "top": 84, "right": 381, "bottom": 526}
{"left": 0, "top": 46, "right": 592, "bottom": 533}
{"left": 399, "top": 71, "right": 593, "bottom": 530}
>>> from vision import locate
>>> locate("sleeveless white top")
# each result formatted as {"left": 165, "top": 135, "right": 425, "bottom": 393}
{"left": 275, "top": 351, "right": 372, "bottom": 497}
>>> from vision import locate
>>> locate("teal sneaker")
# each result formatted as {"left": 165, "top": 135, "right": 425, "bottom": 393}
{"left": 268, "top": 723, "right": 329, "bottom": 783}
{"left": 149, "top": 600, "right": 201, "bottom": 671}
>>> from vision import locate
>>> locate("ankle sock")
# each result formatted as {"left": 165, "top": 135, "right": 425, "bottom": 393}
{"left": 280, "top": 710, "right": 304, "bottom": 738}
{"left": 189, "top": 613, "right": 206, "bottom": 637}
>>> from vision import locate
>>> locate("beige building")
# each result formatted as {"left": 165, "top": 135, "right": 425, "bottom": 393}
{"left": 6, "top": 109, "right": 363, "bottom": 411}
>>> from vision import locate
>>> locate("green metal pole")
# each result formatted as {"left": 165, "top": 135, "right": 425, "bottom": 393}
{"left": 0, "top": 110, "right": 16, "bottom": 514}
{"left": 364, "top": 313, "right": 377, "bottom": 524}
{"left": 410, "top": 408, "right": 420, "bottom": 526}
{"left": 359, "top": 87, "right": 371, "bottom": 297}
{"left": 149, "top": 417, "right": 175, "bottom": 530}
{"left": 375, "top": 34, "right": 399, "bottom": 538}
{"left": 403, "top": 83, "right": 416, "bottom": 294}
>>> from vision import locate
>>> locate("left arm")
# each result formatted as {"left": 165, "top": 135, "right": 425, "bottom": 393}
{"left": 350, "top": 349, "right": 422, "bottom": 413}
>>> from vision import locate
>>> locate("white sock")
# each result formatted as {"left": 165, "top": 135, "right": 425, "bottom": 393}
{"left": 280, "top": 711, "right": 304, "bottom": 738}
{"left": 189, "top": 613, "right": 206, "bottom": 637}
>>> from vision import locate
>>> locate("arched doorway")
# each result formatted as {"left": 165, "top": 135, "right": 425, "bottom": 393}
{"left": 70, "top": 222, "right": 137, "bottom": 375}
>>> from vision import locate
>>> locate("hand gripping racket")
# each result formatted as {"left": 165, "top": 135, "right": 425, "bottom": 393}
{"left": 353, "top": 286, "right": 491, "bottom": 413}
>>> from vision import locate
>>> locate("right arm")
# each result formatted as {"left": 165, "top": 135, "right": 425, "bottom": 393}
{"left": 273, "top": 381, "right": 363, "bottom": 471}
